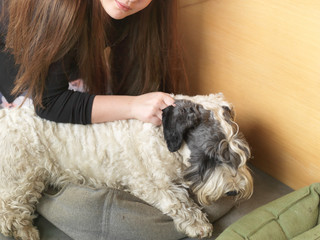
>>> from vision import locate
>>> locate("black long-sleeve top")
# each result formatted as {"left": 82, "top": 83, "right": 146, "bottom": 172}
{"left": 0, "top": 3, "right": 95, "bottom": 124}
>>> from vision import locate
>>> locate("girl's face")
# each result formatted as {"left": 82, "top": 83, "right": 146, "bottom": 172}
{"left": 100, "top": 0, "right": 153, "bottom": 20}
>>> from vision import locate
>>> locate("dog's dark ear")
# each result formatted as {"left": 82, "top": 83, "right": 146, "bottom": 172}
{"left": 162, "top": 103, "right": 200, "bottom": 152}
{"left": 162, "top": 106, "right": 182, "bottom": 152}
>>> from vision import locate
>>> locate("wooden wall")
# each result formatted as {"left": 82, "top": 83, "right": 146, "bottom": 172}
{"left": 178, "top": 0, "right": 320, "bottom": 190}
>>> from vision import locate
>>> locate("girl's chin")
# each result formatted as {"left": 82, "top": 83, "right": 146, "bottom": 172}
{"left": 107, "top": 10, "right": 131, "bottom": 20}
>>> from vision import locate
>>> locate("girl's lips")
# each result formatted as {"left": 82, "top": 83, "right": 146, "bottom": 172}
{"left": 115, "top": 0, "right": 132, "bottom": 11}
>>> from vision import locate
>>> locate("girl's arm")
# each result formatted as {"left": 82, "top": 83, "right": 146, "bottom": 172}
{"left": 92, "top": 92, "right": 175, "bottom": 126}
{"left": 37, "top": 58, "right": 175, "bottom": 125}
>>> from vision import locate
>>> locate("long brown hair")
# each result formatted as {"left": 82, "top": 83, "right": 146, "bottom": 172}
{"left": 3, "top": 0, "right": 187, "bottom": 107}
{"left": 109, "top": 0, "right": 188, "bottom": 95}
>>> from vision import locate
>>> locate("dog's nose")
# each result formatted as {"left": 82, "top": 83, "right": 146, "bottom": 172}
{"left": 226, "top": 191, "right": 239, "bottom": 196}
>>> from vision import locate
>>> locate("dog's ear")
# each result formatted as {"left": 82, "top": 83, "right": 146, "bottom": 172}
{"left": 162, "top": 105, "right": 182, "bottom": 152}
{"left": 162, "top": 103, "right": 201, "bottom": 152}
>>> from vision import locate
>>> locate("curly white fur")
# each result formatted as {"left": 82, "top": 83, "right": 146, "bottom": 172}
{"left": 0, "top": 94, "right": 253, "bottom": 239}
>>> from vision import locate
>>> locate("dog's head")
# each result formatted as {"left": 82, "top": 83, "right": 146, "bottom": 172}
{"left": 162, "top": 94, "right": 253, "bottom": 205}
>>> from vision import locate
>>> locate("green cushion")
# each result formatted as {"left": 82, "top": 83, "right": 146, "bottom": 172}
{"left": 217, "top": 183, "right": 320, "bottom": 240}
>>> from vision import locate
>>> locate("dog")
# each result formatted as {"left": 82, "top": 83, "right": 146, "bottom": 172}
{"left": 0, "top": 93, "right": 253, "bottom": 240}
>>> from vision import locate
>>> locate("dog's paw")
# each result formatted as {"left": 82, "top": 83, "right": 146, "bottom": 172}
{"left": 13, "top": 226, "right": 40, "bottom": 240}
{"left": 185, "top": 222, "right": 213, "bottom": 238}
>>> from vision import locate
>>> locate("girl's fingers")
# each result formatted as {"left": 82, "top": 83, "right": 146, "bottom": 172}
{"left": 156, "top": 110, "right": 163, "bottom": 120}
{"left": 132, "top": 92, "right": 175, "bottom": 125}
{"left": 150, "top": 116, "right": 162, "bottom": 126}
{"left": 162, "top": 94, "right": 175, "bottom": 107}
{"left": 159, "top": 96, "right": 175, "bottom": 111}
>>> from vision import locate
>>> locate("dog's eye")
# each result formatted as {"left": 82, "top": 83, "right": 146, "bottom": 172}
{"left": 222, "top": 106, "right": 235, "bottom": 120}
{"left": 222, "top": 106, "right": 231, "bottom": 112}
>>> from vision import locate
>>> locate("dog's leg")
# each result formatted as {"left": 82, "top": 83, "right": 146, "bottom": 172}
{"left": 0, "top": 113, "right": 49, "bottom": 240}
{"left": 167, "top": 193, "right": 213, "bottom": 239}
{"left": 0, "top": 176, "right": 45, "bottom": 240}
{"left": 0, "top": 166, "right": 47, "bottom": 240}
{"left": 129, "top": 181, "right": 213, "bottom": 238}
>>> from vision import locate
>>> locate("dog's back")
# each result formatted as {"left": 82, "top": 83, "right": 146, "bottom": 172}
{"left": 0, "top": 107, "right": 183, "bottom": 188}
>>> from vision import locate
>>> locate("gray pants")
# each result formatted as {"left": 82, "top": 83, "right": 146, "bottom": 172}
{"left": 1, "top": 184, "right": 235, "bottom": 240}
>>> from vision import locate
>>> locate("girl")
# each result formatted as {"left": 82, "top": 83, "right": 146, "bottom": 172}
{"left": 0, "top": 0, "right": 195, "bottom": 239}
{"left": 0, "top": 0, "right": 187, "bottom": 125}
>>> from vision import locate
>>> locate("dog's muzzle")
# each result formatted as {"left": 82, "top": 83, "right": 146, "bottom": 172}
{"left": 226, "top": 191, "right": 239, "bottom": 196}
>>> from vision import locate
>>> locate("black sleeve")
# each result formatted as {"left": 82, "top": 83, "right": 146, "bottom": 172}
{"left": 35, "top": 60, "right": 96, "bottom": 125}
{"left": 1, "top": 2, "right": 95, "bottom": 124}
{"left": 0, "top": 47, "right": 95, "bottom": 124}
{"left": 0, "top": 45, "right": 18, "bottom": 103}
{"left": 0, "top": 0, "right": 17, "bottom": 103}
{"left": 0, "top": 33, "right": 95, "bottom": 124}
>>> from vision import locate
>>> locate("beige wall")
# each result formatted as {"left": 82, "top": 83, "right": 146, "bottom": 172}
{"left": 178, "top": 0, "right": 320, "bottom": 190}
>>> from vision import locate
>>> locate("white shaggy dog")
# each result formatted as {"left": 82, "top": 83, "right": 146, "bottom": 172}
{"left": 0, "top": 94, "right": 253, "bottom": 240}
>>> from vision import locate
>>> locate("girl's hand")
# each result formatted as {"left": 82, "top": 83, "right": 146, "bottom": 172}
{"left": 130, "top": 92, "right": 175, "bottom": 126}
